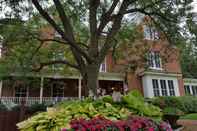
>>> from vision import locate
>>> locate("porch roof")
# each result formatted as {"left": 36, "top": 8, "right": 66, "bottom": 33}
{"left": 8, "top": 72, "right": 124, "bottom": 81}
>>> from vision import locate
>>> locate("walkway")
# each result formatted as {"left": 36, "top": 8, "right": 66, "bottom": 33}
{"left": 177, "top": 120, "right": 197, "bottom": 131}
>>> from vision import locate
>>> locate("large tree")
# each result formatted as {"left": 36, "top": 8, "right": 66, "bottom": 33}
{"left": 0, "top": 0, "right": 194, "bottom": 96}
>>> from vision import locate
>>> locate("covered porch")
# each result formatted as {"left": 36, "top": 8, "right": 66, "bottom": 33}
{"left": 0, "top": 72, "right": 124, "bottom": 105}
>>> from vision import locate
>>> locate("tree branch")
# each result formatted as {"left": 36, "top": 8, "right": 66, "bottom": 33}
{"left": 53, "top": 0, "right": 75, "bottom": 43}
{"left": 33, "top": 60, "right": 79, "bottom": 72}
{"left": 98, "top": 0, "right": 119, "bottom": 34}
{"left": 88, "top": 0, "right": 100, "bottom": 59}
{"left": 98, "top": 0, "right": 129, "bottom": 63}
{"left": 32, "top": 0, "right": 92, "bottom": 63}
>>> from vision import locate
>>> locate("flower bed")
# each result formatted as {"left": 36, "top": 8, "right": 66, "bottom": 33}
{"left": 62, "top": 116, "right": 172, "bottom": 131}
{"left": 17, "top": 91, "right": 162, "bottom": 131}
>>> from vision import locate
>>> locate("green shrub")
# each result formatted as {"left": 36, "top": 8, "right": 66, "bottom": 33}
{"left": 122, "top": 91, "right": 162, "bottom": 117}
{"left": 151, "top": 96, "right": 197, "bottom": 114}
{"left": 163, "top": 107, "right": 184, "bottom": 116}
{"left": 11, "top": 105, "right": 21, "bottom": 111}
{"left": 178, "top": 96, "right": 197, "bottom": 113}
{"left": 26, "top": 103, "right": 47, "bottom": 114}
{"left": 0, "top": 103, "right": 7, "bottom": 111}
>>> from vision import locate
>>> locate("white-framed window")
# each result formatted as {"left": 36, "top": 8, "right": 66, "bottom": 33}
{"left": 192, "top": 86, "right": 197, "bottom": 96}
{"left": 51, "top": 52, "right": 64, "bottom": 71}
{"left": 152, "top": 79, "right": 176, "bottom": 97}
{"left": 184, "top": 85, "right": 191, "bottom": 95}
{"left": 184, "top": 85, "right": 197, "bottom": 96}
{"left": 152, "top": 79, "right": 160, "bottom": 96}
{"left": 99, "top": 58, "right": 107, "bottom": 72}
{"left": 160, "top": 80, "right": 168, "bottom": 96}
{"left": 144, "top": 25, "right": 159, "bottom": 40}
{"left": 168, "top": 80, "right": 175, "bottom": 96}
{"left": 148, "top": 51, "right": 162, "bottom": 70}
{"left": 15, "top": 87, "right": 27, "bottom": 97}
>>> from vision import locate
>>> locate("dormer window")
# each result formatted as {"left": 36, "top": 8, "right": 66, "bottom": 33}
{"left": 148, "top": 51, "right": 162, "bottom": 70}
{"left": 144, "top": 25, "right": 159, "bottom": 40}
{"left": 99, "top": 58, "right": 107, "bottom": 72}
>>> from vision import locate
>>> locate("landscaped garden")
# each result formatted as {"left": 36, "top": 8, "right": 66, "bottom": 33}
{"left": 17, "top": 91, "right": 171, "bottom": 131}
{"left": 15, "top": 92, "right": 197, "bottom": 131}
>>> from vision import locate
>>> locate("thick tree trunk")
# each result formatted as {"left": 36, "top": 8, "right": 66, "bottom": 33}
{"left": 85, "top": 64, "right": 99, "bottom": 97}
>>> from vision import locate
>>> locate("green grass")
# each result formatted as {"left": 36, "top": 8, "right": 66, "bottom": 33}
{"left": 180, "top": 113, "right": 197, "bottom": 120}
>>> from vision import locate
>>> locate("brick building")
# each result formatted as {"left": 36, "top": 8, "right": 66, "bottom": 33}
{"left": 0, "top": 16, "right": 196, "bottom": 105}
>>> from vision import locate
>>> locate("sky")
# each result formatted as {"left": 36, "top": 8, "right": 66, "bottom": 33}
{"left": 0, "top": 1, "right": 197, "bottom": 19}
{"left": 194, "top": 0, "right": 197, "bottom": 12}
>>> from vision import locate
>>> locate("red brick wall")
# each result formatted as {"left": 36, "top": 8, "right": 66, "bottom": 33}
{"left": 177, "top": 76, "right": 185, "bottom": 96}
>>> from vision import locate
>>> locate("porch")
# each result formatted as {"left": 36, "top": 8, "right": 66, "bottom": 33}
{"left": 0, "top": 72, "right": 124, "bottom": 105}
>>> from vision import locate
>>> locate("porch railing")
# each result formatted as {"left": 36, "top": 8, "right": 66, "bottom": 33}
{"left": 0, "top": 97, "right": 78, "bottom": 106}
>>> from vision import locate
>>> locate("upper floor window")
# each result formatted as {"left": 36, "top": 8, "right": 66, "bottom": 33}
{"left": 144, "top": 25, "right": 159, "bottom": 40}
{"left": 51, "top": 52, "right": 64, "bottom": 71}
{"left": 148, "top": 51, "right": 162, "bottom": 70}
{"left": 99, "top": 58, "right": 107, "bottom": 72}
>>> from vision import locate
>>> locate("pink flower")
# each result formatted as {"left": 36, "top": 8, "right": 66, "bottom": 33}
{"left": 148, "top": 127, "right": 155, "bottom": 131}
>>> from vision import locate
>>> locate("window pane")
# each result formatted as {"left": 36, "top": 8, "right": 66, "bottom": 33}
{"left": 155, "top": 52, "right": 161, "bottom": 68}
{"left": 192, "top": 86, "right": 197, "bottom": 96}
{"left": 15, "top": 87, "right": 27, "bottom": 97}
{"left": 168, "top": 80, "right": 175, "bottom": 96}
{"left": 160, "top": 80, "right": 168, "bottom": 96}
{"left": 152, "top": 79, "right": 160, "bottom": 96}
{"left": 144, "top": 26, "right": 151, "bottom": 40}
{"left": 53, "top": 83, "right": 64, "bottom": 97}
{"left": 148, "top": 52, "right": 154, "bottom": 68}
{"left": 184, "top": 85, "right": 191, "bottom": 95}
{"left": 148, "top": 51, "right": 161, "bottom": 69}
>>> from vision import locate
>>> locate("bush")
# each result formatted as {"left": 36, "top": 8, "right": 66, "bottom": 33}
{"left": 151, "top": 96, "right": 197, "bottom": 114}
{"left": 26, "top": 103, "right": 47, "bottom": 114}
{"left": 11, "top": 105, "right": 21, "bottom": 111}
{"left": 0, "top": 103, "right": 7, "bottom": 111}
{"left": 62, "top": 116, "right": 172, "bottom": 131}
{"left": 17, "top": 91, "right": 162, "bottom": 131}
{"left": 178, "top": 96, "right": 197, "bottom": 113}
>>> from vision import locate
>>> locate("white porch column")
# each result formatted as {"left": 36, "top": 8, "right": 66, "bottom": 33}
{"left": 78, "top": 77, "right": 82, "bottom": 99}
{"left": 40, "top": 77, "right": 44, "bottom": 104}
{"left": 0, "top": 80, "right": 2, "bottom": 97}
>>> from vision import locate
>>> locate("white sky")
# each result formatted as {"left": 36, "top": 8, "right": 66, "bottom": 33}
{"left": 0, "top": 1, "right": 197, "bottom": 19}
{"left": 194, "top": 0, "right": 197, "bottom": 12}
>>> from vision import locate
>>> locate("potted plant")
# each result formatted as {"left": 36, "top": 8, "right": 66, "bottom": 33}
{"left": 162, "top": 107, "right": 184, "bottom": 129}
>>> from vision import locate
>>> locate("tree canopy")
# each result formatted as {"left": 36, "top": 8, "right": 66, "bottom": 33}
{"left": 0, "top": 0, "right": 195, "bottom": 96}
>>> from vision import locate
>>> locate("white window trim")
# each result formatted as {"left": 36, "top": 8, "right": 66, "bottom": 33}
{"left": 99, "top": 58, "right": 107, "bottom": 72}
{"left": 143, "top": 25, "right": 159, "bottom": 41}
{"left": 142, "top": 75, "right": 180, "bottom": 98}
{"left": 184, "top": 84, "right": 197, "bottom": 96}
{"left": 148, "top": 52, "right": 163, "bottom": 70}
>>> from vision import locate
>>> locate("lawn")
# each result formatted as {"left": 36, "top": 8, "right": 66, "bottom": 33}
{"left": 180, "top": 113, "right": 197, "bottom": 120}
